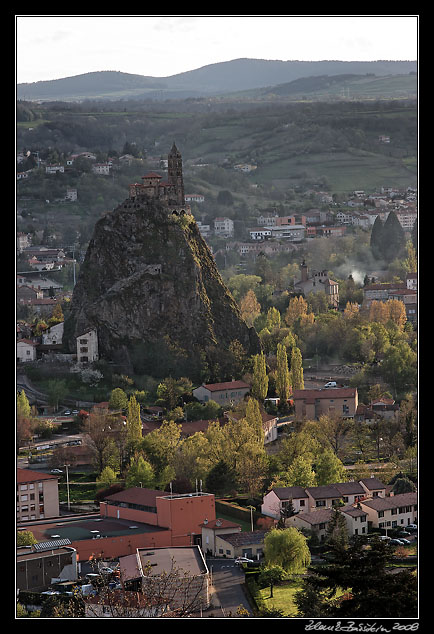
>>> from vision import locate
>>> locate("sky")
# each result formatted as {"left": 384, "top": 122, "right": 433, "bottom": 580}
{"left": 16, "top": 15, "right": 418, "bottom": 84}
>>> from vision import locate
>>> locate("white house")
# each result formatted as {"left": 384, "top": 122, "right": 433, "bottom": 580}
{"left": 214, "top": 217, "right": 234, "bottom": 238}
{"left": 270, "top": 225, "right": 305, "bottom": 241}
{"left": 287, "top": 504, "right": 368, "bottom": 541}
{"left": 76, "top": 329, "right": 98, "bottom": 364}
{"left": 92, "top": 163, "right": 111, "bottom": 176}
{"left": 359, "top": 492, "right": 417, "bottom": 531}
{"left": 42, "top": 322, "right": 64, "bottom": 345}
{"left": 17, "top": 339, "right": 38, "bottom": 363}
{"left": 201, "top": 518, "right": 241, "bottom": 557}
{"left": 261, "top": 487, "right": 310, "bottom": 519}
{"left": 261, "top": 478, "right": 386, "bottom": 520}
{"left": 249, "top": 228, "right": 272, "bottom": 241}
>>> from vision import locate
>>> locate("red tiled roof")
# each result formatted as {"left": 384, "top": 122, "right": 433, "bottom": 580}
{"left": 199, "top": 380, "right": 250, "bottom": 392}
{"left": 142, "top": 172, "right": 162, "bottom": 179}
{"left": 293, "top": 387, "right": 356, "bottom": 400}
{"left": 104, "top": 487, "right": 165, "bottom": 506}
{"left": 17, "top": 468, "right": 57, "bottom": 483}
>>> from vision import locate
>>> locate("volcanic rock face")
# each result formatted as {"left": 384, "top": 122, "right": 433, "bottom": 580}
{"left": 64, "top": 197, "right": 260, "bottom": 380}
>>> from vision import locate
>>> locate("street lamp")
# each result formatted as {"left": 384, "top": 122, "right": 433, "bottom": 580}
{"left": 64, "top": 464, "right": 71, "bottom": 510}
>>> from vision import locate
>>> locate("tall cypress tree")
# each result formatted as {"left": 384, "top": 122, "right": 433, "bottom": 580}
{"left": 370, "top": 215, "right": 384, "bottom": 259}
{"left": 382, "top": 210, "right": 406, "bottom": 261}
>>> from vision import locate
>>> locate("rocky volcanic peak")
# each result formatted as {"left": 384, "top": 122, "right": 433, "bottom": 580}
{"left": 64, "top": 196, "right": 260, "bottom": 380}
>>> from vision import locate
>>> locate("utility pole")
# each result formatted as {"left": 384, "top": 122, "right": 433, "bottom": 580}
{"left": 64, "top": 464, "right": 71, "bottom": 510}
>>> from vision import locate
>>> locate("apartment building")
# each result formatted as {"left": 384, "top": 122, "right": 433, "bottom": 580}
{"left": 359, "top": 491, "right": 418, "bottom": 530}
{"left": 17, "top": 469, "right": 60, "bottom": 521}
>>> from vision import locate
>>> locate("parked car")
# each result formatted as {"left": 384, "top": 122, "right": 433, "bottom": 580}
{"left": 100, "top": 567, "right": 114, "bottom": 575}
{"left": 235, "top": 557, "right": 254, "bottom": 565}
{"left": 50, "top": 469, "right": 63, "bottom": 474}
{"left": 398, "top": 530, "right": 410, "bottom": 537}
{"left": 399, "top": 538, "right": 411, "bottom": 545}
{"left": 324, "top": 381, "right": 337, "bottom": 388}
{"left": 407, "top": 524, "right": 418, "bottom": 532}
{"left": 63, "top": 410, "right": 71, "bottom": 415}
{"left": 379, "top": 535, "right": 391, "bottom": 541}
{"left": 390, "top": 539, "right": 404, "bottom": 545}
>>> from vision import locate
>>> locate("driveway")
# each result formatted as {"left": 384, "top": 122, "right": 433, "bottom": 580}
{"left": 202, "top": 558, "right": 253, "bottom": 618}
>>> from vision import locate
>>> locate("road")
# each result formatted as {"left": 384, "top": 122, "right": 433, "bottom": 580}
{"left": 202, "top": 558, "right": 253, "bottom": 618}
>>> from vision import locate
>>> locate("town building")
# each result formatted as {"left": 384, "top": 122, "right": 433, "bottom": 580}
{"left": 16, "top": 540, "right": 78, "bottom": 592}
{"left": 294, "top": 261, "right": 339, "bottom": 308}
{"left": 214, "top": 217, "right": 234, "bottom": 238}
{"left": 359, "top": 491, "right": 418, "bottom": 530}
{"left": 76, "top": 329, "right": 99, "bottom": 364}
{"left": 193, "top": 380, "right": 251, "bottom": 406}
{"left": 214, "top": 530, "right": 268, "bottom": 560}
{"left": 17, "top": 469, "right": 60, "bottom": 521}
{"left": 287, "top": 505, "right": 368, "bottom": 541}
{"left": 200, "top": 518, "right": 242, "bottom": 557}
{"left": 17, "top": 338, "right": 38, "bottom": 363}
{"left": 292, "top": 387, "right": 358, "bottom": 421}
{"left": 261, "top": 478, "right": 382, "bottom": 520}
{"left": 119, "top": 545, "right": 210, "bottom": 613}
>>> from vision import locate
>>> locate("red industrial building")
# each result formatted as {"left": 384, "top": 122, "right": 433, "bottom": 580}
{"left": 20, "top": 488, "right": 217, "bottom": 563}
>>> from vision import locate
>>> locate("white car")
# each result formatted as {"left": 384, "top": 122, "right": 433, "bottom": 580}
{"left": 324, "top": 381, "right": 337, "bottom": 388}
{"left": 235, "top": 557, "right": 254, "bottom": 565}
{"left": 50, "top": 469, "right": 63, "bottom": 474}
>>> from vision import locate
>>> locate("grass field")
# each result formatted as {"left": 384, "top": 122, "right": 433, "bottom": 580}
{"left": 258, "top": 579, "right": 303, "bottom": 616}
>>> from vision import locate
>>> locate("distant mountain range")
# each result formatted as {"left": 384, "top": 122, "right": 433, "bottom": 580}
{"left": 17, "top": 58, "right": 417, "bottom": 102}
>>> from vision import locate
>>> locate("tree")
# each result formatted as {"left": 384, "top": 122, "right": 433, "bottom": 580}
{"left": 264, "top": 527, "right": 311, "bottom": 574}
{"left": 325, "top": 507, "right": 348, "bottom": 550}
{"left": 296, "top": 537, "right": 417, "bottom": 618}
{"left": 205, "top": 459, "right": 236, "bottom": 496}
{"left": 46, "top": 379, "right": 68, "bottom": 411}
{"left": 251, "top": 352, "right": 269, "bottom": 401}
{"left": 392, "top": 477, "right": 416, "bottom": 495}
{"left": 17, "top": 530, "right": 37, "bottom": 546}
{"left": 141, "top": 419, "right": 182, "bottom": 476}
{"left": 126, "top": 395, "right": 142, "bottom": 445}
{"left": 240, "top": 289, "right": 261, "bottom": 327}
{"left": 289, "top": 346, "right": 304, "bottom": 390}
{"left": 314, "top": 447, "right": 347, "bottom": 486}
{"left": 276, "top": 342, "right": 291, "bottom": 402}
{"left": 17, "top": 390, "right": 31, "bottom": 419}
{"left": 96, "top": 466, "right": 118, "bottom": 490}
{"left": 284, "top": 455, "right": 316, "bottom": 487}
{"left": 109, "top": 387, "right": 128, "bottom": 411}
{"left": 125, "top": 453, "right": 155, "bottom": 489}
{"left": 156, "top": 377, "right": 192, "bottom": 411}
{"left": 370, "top": 215, "right": 384, "bottom": 260}
{"left": 265, "top": 306, "right": 281, "bottom": 330}
{"left": 382, "top": 210, "right": 406, "bottom": 262}
{"left": 245, "top": 397, "right": 265, "bottom": 444}
{"left": 284, "top": 295, "right": 310, "bottom": 328}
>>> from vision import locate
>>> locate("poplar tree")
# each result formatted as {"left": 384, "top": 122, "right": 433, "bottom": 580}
{"left": 290, "top": 346, "right": 304, "bottom": 390}
{"left": 245, "top": 397, "right": 264, "bottom": 444}
{"left": 251, "top": 352, "right": 268, "bottom": 401}
{"left": 17, "top": 390, "right": 31, "bottom": 419}
{"left": 127, "top": 395, "right": 142, "bottom": 444}
{"left": 276, "top": 342, "right": 291, "bottom": 402}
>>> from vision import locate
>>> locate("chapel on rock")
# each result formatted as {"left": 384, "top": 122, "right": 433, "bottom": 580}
{"left": 128, "top": 143, "right": 191, "bottom": 214}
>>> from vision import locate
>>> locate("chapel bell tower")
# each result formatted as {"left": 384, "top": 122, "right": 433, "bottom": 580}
{"left": 168, "top": 142, "right": 185, "bottom": 206}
